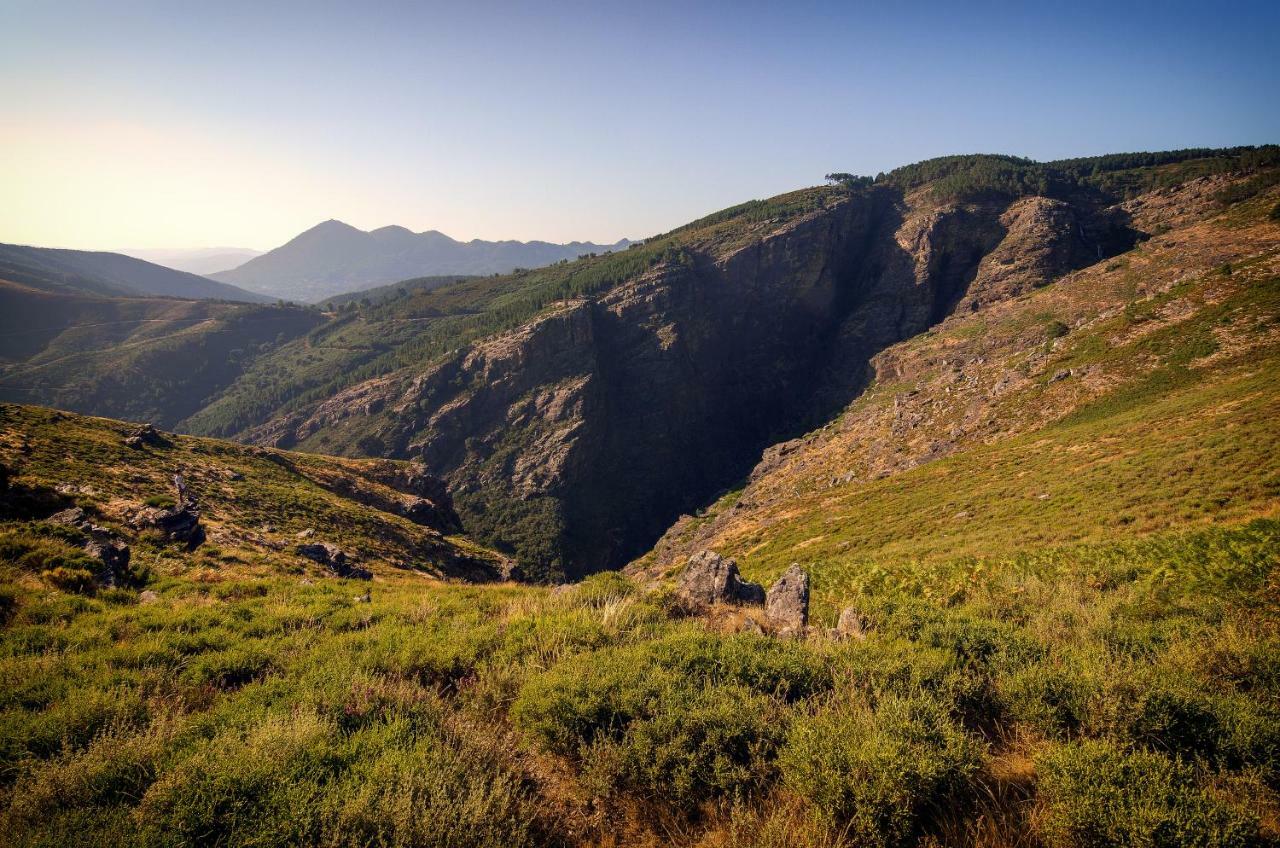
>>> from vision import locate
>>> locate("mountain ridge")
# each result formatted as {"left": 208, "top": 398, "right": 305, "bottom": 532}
{"left": 0, "top": 242, "right": 273, "bottom": 303}
{"left": 211, "top": 219, "right": 632, "bottom": 302}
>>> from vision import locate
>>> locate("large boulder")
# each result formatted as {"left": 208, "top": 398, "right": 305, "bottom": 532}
{"left": 766, "top": 564, "right": 810, "bottom": 631}
{"left": 297, "top": 542, "right": 372, "bottom": 580}
{"left": 129, "top": 503, "right": 202, "bottom": 545}
{"left": 678, "top": 550, "right": 765, "bottom": 607}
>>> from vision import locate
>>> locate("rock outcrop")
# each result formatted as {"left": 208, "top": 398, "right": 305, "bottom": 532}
{"left": 765, "top": 564, "right": 810, "bottom": 632}
{"left": 678, "top": 550, "right": 764, "bottom": 607}
{"left": 47, "top": 506, "right": 133, "bottom": 587}
{"left": 296, "top": 542, "right": 372, "bottom": 580}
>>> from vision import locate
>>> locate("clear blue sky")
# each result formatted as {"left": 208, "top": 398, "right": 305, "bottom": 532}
{"left": 1, "top": 0, "right": 1277, "bottom": 250}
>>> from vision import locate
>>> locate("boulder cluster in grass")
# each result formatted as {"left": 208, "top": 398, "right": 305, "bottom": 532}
{"left": 678, "top": 551, "right": 874, "bottom": 641}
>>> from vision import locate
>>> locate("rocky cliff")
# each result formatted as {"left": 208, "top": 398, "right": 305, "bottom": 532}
{"left": 245, "top": 180, "right": 1139, "bottom": 578}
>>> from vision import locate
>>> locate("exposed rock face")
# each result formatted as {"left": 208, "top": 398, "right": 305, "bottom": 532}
{"left": 296, "top": 542, "right": 372, "bottom": 580}
{"left": 766, "top": 564, "right": 810, "bottom": 630}
{"left": 244, "top": 185, "right": 1135, "bottom": 578}
{"left": 47, "top": 506, "right": 133, "bottom": 586}
{"left": 678, "top": 550, "right": 764, "bottom": 607}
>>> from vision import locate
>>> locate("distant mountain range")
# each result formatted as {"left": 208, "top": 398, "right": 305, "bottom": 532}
{"left": 120, "top": 247, "right": 264, "bottom": 276}
{"left": 0, "top": 242, "right": 272, "bottom": 303}
{"left": 209, "top": 220, "right": 631, "bottom": 302}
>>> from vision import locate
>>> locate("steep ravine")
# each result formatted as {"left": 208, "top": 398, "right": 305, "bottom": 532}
{"left": 248, "top": 185, "right": 1132, "bottom": 578}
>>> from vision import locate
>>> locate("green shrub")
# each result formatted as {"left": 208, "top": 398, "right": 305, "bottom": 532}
{"left": 997, "top": 660, "right": 1095, "bottom": 738}
{"left": 513, "top": 630, "right": 828, "bottom": 808}
{"left": 780, "top": 693, "right": 983, "bottom": 848}
{"left": 1035, "top": 740, "right": 1258, "bottom": 847}
{"left": 587, "top": 683, "right": 784, "bottom": 807}
{"left": 41, "top": 566, "right": 97, "bottom": 594}
{"left": 571, "top": 570, "right": 636, "bottom": 608}
{"left": 143, "top": 495, "right": 176, "bottom": 509}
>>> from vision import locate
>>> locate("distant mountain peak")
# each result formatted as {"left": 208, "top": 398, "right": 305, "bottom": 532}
{"left": 210, "top": 222, "right": 633, "bottom": 302}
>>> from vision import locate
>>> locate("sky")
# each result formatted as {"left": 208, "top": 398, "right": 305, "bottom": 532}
{"left": 1, "top": 0, "right": 1277, "bottom": 251}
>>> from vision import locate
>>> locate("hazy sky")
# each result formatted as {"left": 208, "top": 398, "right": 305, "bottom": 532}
{"left": 2, "top": 0, "right": 1277, "bottom": 251}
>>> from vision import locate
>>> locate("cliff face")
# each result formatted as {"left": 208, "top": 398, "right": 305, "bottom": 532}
{"left": 247, "top": 185, "right": 1132, "bottom": 577}
{"left": 632, "top": 174, "right": 1280, "bottom": 583}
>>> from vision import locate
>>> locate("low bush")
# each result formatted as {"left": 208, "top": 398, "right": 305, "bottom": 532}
{"left": 780, "top": 692, "right": 983, "bottom": 848}
{"left": 1035, "top": 739, "right": 1258, "bottom": 847}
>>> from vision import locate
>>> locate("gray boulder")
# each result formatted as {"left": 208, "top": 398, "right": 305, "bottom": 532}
{"left": 835, "top": 606, "right": 869, "bottom": 640}
{"left": 766, "top": 564, "right": 810, "bottom": 630}
{"left": 678, "top": 550, "right": 764, "bottom": 607}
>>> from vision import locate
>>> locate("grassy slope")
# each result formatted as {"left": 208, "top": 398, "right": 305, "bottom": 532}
{"left": 0, "top": 404, "right": 502, "bottom": 580}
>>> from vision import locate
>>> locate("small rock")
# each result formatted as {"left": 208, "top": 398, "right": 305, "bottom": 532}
{"left": 835, "top": 607, "right": 869, "bottom": 640}
{"left": 352, "top": 593, "right": 372, "bottom": 603}
{"left": 296, "top": 528, "right": 316, "bottom": 539}
{"left": 124, "top": 436, "right": 144, "bottom": 449}
{"left": 138, "top": 590, "right": 160, "bottom": 604}
{"left": 766, "top": 564, "right": 810, "bottom": 630}
{"left": 738, "top": 616, "right": 765, "bottom": 636}
{"left": 1050, "top": 369, "right": 1072, "bottom": 383}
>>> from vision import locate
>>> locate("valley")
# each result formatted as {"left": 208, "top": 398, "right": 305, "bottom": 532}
{"left": 1, "top": 147, "right": 1278, "bottom": 848}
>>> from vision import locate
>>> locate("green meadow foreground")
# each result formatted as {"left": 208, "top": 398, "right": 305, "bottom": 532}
{"left": 1, "top": 389, "right": 1277, "bottom": 847}
{"left": 1, "top": 151, "right": 1279, "bottom": 847}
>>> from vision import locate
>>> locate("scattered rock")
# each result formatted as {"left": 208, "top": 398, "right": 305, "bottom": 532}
{"left": 678, "top": 550, "right": 765, "bottom": 607}
{"left": 835, "top": 607, "right": 869, "bottom": 640}
{"left": 296, "top": 542, "right": 372, "bottom": 580}
{"left": 766, "top": 564, "right": 810, "bottom": 630}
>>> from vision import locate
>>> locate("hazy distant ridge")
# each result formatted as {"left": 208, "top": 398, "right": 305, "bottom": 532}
{"left": 210, "top": 220, "right": 631, "bottom": 302}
